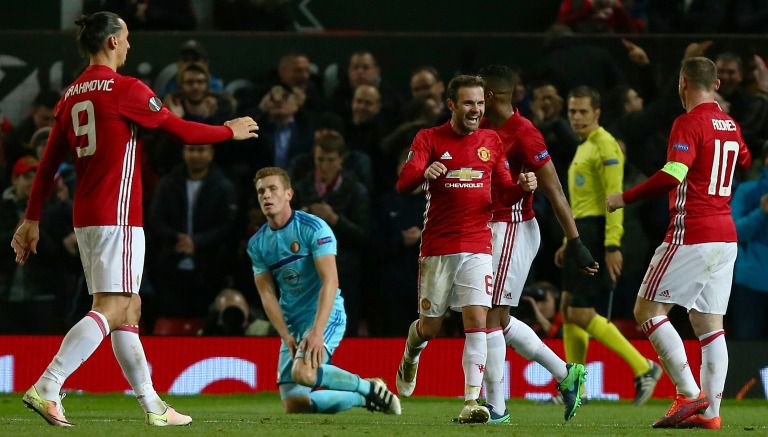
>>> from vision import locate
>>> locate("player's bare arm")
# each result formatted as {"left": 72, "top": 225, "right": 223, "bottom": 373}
{"left": 305, "top": 254, "right": 339, "bottom": 369}
{"left": 10, "top": 219, "right": 40, "bottom": 265}
{"left": 537, "top": 161, "right": 599, "bottom": 274}
{"left": 423, "top": 161, "right": 447, "bottom": 180}
{"left": 255, "top": 272, "right": 296, "bottom": 356}
{"left": 225, "top": 116, "right": 259, "bottom": 140}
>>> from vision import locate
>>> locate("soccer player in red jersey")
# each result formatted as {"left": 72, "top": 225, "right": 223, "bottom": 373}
{"left": 11, "top": 12, "right": 258, "bottom": 427}
{"left": 607, "top": 57, "right": 751, "bottom": 430}
{"left": 394, "top": 75, "right": 537, "bottom": 423}
{"left": 479, "top": 65, "right": 596, "bottom": 422}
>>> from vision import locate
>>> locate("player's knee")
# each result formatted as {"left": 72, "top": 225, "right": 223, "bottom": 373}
{"left": 283, "top": 398, "right": 312, "bottom": 414}
{"left": 633, "top": 300, "right": 654, "bottom": 324}
{"left": 291, "top": 363, "right": 316, "bottom": 387}
{"left": 485, "top": 307, "right": 504, "bottom": 328}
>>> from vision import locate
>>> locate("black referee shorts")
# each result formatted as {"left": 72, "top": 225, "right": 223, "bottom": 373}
{"left": 562, "top": 216, "right": 614, "bottom": 308}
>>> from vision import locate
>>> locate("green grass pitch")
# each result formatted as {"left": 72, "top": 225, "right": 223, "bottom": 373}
{"left": 1, "top": 393, "right": 765, "bottom": 436}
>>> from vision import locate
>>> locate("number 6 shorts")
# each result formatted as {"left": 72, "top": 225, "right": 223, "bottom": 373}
{"left": 417, "top": 252, "right": 493, "bottom": 317}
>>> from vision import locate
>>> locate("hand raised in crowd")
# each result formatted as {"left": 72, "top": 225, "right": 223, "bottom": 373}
{"left": 164, "top": 94, "right": 185, "bottom": 117}
{"left": 519, "top": 172, "right": 537, "bottom": 192}
{"left": 622, "top": 39, "right": 650, "bottom": 66}
{"left": 201, "top": 95, "right": 219, "bottom": 119}
{"left": 606, "top": 192, "right": 625, "bottom": 212}
{"left": 401, "top": 226, "right": 422, "bottom": 247}
{"left": 683, "top": 40, "right": 713, "bottom": 59}
{"left": 224, "top": 116, "right": 259, "bottom": 140}
{"left": 423, "top": 161, "right": 447, "bottom": 180}
{"left": 753, "top": 54, "right": 768, "bottom": 94}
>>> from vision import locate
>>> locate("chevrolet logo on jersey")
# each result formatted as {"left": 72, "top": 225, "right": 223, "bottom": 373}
{"left": 445, "top": 168, "right": 484, "bottom": 188}
{"left": 446, "top": 168, "right": 483, "bottom": 181}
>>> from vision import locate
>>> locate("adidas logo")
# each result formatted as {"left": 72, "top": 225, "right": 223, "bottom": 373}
{"left": 659, "top": 289, "right": 670, "bottom": 298}
{"left": 440, "top": 151, "right": 452, "bottom": 160}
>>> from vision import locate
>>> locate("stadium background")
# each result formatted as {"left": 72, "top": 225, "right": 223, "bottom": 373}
{"left": 1, "top": 0, "right": 767, "bottom": 403}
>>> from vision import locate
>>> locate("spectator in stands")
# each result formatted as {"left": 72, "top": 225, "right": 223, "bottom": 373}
{"left": 277, "top": 53, "right": 324, "bottom": 114}
{"left": 3, "top": 91, "right": 58, "bottom": 182}
{"left": 409, "top": 66, "right": 449, "bottom": 123}
{"left": 0, "top": 157, "right": 75, "bottom": 333}
{"left": 148, "top": 143, "right": 237, "bottom": 318}
{"left": 532, "top": 25, "right": 625, "bottom": 97}
{"left": 289, "top": 114, "right": 373, "bottom": 191}
{"left": 201, "top": 288, "right": 270, "bottom": 336}
{"left": 374, "top": 149, "right": 426, "bottom": 336}
{"left": 729, "top": 142, "right": 768, "bottom": 340}
{"left": 557, "top": 0, "right": 643, "bottom": 33}
{"left": 512, "top": 281, "right": 563, "bottom": 339}
{"left": 528, "top": 82, "right": 582, "bottom": 285}
{"left": 161, "top": 39, "right": 224, "bottom": 98}
{"left": 331, "top": 51, "right": 403, "bottom": 127}
{"left": 381, "top": 95, "right": 442, "bottom": 164}
{"left": 604, "top": 40, "right": 683, "bottom": 177}
{"left": 248, "top": 84, "right": 315, "bottom": 175}
{"left": 347, "top": 84, "right": 390, "bottom": 195}
{"left": 529, "top": 81, "right": 579, "bottom": 188}
{"left": 292, "top": 132, "right": 370, "bottom": 336}
{"left": 165, "top": 62, "right": 236, "bottom": 125}
{"left": 716, "top": 52, "right": 768, "bottom": 155}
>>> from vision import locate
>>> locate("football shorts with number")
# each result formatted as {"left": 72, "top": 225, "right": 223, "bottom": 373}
{"left": 417, "top": 253, "right": 493, "bottom": 317}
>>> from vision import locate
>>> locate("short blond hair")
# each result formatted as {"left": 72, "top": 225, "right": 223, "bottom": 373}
{"left": 254, "top": 166, "right": 291, "bottom": 189}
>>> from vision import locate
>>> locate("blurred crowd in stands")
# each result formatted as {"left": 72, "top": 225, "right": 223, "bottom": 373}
{"left": 1, "top": 1, "right": 767, "bottom": 340}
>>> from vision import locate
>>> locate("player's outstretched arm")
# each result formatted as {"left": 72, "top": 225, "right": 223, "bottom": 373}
{"left": 608, "top": 164, "right": 683, "bottom": 212}
{"left": 254, "top": 273, "right": 296, "bottom": 355}
{"left": 224, "top": 117, "right": 259, "bottom": 140}
{"left": 158, "top": 114, "right": 258, "bottom": 144}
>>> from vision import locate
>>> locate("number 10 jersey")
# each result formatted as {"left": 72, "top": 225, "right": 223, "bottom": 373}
{"left": 665, "top": 102, "right": 751, "bottom": 244}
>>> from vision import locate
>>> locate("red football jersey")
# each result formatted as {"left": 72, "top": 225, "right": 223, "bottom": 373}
{"left": 484, "top": 112, "right": 551, "bottom": 223}
{"left": 398, "top": 123, "right": 520, "bottom": 256}
{"left": 665, "top": 102, "right": 751, "bottom": 244}
{"left": 30, "top": 65, "right": 170, "bottom": 227}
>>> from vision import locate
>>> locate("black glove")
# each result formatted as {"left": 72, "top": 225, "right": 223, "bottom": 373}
{"left": 566, "top": 237, "right": 597, "bottom": 271}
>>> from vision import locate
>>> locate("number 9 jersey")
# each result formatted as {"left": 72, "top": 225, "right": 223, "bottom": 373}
{"left": 28, "top": 64, "right": 171, "bottom": 227}
{"left": 665, "top": 102, "right": 751, "bottom": 245}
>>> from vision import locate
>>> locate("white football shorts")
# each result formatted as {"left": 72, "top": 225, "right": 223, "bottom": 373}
{"left": 490, "top": 219, "right": 541, "bottom": 307}
{"left": 638, "top": 242, "right": 737, "bottom": 314}
{"left": 74, "top": 225, "right": 145, "bottom": 295}
{"left": 418, "top": 252, "right": 493, "bottom": 317}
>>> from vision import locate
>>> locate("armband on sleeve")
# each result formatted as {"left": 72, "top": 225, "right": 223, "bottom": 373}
{"left": 661, "top": 161, "right": 689, "bottom": 183}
